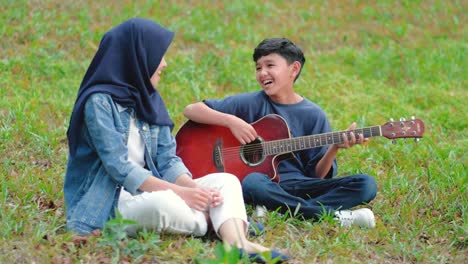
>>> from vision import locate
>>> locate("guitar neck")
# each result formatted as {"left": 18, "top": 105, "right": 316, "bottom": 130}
{"left": 264, "top": 126, "right": 381, "bottom": 155}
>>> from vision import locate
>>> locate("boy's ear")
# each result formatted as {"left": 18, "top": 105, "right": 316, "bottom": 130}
{"left": 292, "top": 61, "right": 302, "bottom": 77}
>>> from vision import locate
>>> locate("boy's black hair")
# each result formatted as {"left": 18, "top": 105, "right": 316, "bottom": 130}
{"left": 253, "top": 38, "right": 306, "bottom": 81}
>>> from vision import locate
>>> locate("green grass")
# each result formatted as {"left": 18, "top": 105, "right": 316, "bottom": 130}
{"left": 1, "top": 0, "right": 466, "bottom": 263}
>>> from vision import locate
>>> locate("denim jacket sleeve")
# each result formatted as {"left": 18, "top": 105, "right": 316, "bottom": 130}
{"left": 153, "top": 126, "right": 192, "bottom": 183}
{"left": 84, "top": 94, "right": 152, "bottom": 194}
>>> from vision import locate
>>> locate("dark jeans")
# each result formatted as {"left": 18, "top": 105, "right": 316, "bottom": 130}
{"left": 242, "top": 172, "right": 377, "bottom": 220}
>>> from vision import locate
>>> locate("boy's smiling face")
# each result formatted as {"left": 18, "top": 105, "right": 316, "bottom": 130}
{"left": 255, "top": 53, "right": 300, "bottom": 101}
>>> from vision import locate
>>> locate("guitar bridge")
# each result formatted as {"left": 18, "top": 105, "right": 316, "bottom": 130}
{"left": 212, "top": 138, "right": 225, "bottom": 172}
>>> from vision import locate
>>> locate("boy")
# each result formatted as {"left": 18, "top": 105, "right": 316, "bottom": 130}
{"left": 183, "top": 38, "right": 377, "bottom": 228}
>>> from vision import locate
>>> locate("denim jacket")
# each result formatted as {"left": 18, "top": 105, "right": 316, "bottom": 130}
{"left": 64, "top": 93, "right": 190, "bottom": 235}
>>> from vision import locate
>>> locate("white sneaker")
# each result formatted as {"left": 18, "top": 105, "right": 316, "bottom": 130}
{"left": 335, "top": 208, "right": 375, "bottom": 228}
{"left": 254, "top": 205, "right": 268, "bottom": 218}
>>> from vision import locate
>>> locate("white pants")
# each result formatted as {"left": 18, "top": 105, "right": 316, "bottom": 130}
{"left": 118, "top": 173, "right": 248, "bottom": 237}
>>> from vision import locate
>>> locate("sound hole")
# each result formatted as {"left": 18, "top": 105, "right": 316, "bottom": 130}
{"left": 240, "top": 137, "right": 265, "bottom": 167}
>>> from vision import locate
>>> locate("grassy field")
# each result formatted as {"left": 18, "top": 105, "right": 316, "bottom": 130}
{"left": 0, "top": 0, "right": 466, "bottom": 263}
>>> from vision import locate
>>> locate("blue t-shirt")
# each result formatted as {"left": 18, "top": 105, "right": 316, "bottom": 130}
{"left": 203, "top": 90, "right": 337, "bottom": 180}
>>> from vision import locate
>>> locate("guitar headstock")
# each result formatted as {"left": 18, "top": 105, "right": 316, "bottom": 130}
{"left": 381, "top": 117, "right": 425, "bottom": 140}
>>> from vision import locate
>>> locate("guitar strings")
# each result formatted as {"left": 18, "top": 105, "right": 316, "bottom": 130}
{"left": 218, "top": 128, "right": 379, "bottom": 158}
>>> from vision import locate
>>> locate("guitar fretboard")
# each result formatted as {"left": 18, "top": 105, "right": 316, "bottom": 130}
{"left": 263, "top": 126, "right": 382, "bottom": 155}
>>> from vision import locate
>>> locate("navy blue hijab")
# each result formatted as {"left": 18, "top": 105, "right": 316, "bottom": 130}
{"left": 67, "top": 18, "right": 175, "bottom": 156}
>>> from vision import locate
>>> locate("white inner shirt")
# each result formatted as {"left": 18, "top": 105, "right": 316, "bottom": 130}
{"left": 120, "top": 116, "right": 145, "bottom": 201}
{"left": 127, "top": 116, "right": 145, "bottom": 167}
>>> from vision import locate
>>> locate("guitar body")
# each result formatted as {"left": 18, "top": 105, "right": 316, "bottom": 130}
{"left": 176, "top": 114, "right": 293, "bottom": 182}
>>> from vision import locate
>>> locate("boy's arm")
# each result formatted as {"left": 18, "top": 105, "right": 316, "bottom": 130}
{"left": 184, "top": 102, "right": 234, "bottom": 126}
{"left": 184, "top": 102, "right": 257, "bottom": 144}
{"left": 315, "top": 145, "right": 339, "bottom": 178}
{"left": 315, "top": 122, "right": 367, "bottom": 178}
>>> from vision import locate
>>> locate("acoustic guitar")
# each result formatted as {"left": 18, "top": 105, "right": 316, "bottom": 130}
{"left": 175, "top": 114, "right": 425, "bottom": 182}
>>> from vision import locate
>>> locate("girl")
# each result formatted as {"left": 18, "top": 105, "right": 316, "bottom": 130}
{"left": 64, "top": 18, "right": 289, "bottom": 263}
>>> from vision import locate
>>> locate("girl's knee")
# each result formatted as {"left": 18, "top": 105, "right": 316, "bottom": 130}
{"left": 202, "top": 173, "right": 241, "bottom": 188}
{"left": 220, "top": 173, "right": 241, "bottom": 185}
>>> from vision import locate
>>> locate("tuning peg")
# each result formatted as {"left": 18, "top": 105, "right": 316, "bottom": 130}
{"left": 399, "top": 117, "right": 406, "bottom": 127}
{"left": 414, "top": 138, "right": 420, "bottom": 143}
{"left": 390, "top": 118, "right": 394, "bottom": 122}
{"left": 411, "top": 116, "right": 416, "bottom": 120}
{"left": 392, "top": 139, "right": 397, "bottom": 144}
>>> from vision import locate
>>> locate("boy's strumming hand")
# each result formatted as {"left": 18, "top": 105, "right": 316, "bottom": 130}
{"left": 226, "top": 116, "right": 257, "bottom": 145}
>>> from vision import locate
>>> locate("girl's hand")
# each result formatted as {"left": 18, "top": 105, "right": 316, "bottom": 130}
{"left": 177, "top": 186, "right": 224, "bottom": 211}
{"left": 176, "top": 186, "right": 212, "bottom": 211}
{"left": 204, "top": 187, "right": 224, "bottom": 208}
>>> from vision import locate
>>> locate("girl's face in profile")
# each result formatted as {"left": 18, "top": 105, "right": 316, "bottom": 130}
{"left": 150, "top": 56, "right": 167, "bottom": 88}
